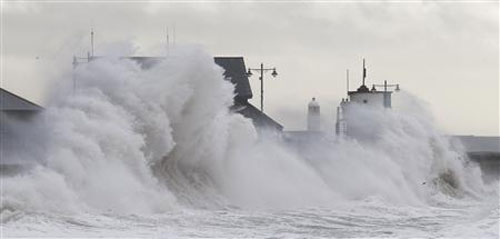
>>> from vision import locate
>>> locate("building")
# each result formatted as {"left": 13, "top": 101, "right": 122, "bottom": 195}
{"left": 344, "top": 59, "right": 399, "bottom": 108}
{"left": 0, "top": 88, "right": 42, "bottom": 174}
{"left": 336, "top": 59, "right": 399, "bottom": 136}
{"left": 0, "top": 88, "right": 42, "bottom": 120}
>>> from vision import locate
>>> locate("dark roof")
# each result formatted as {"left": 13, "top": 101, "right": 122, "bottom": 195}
{"left": 214, "top": 57, "right": 253, "bottom": 100}
{"left": 355, "top": 84, "right": 370, "bottom": 93}
{"left": 0, "top": 88, "right": 42, "bottom": 111}
{"left": 235, "top": 101, "right": 283, "bottom": 131}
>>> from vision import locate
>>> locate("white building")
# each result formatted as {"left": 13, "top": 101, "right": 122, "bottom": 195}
{"left": 336, "top": 59, "right": 399, "bottom": 136}
{"left": 307, "top": 97, "right": 321, "bottom": 132}
{"left": 348, "top": 86, "right": 391, "bottom": 108}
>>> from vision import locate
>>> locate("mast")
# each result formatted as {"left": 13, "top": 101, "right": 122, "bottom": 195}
{"left": 346, "top": 69, "right": 350, "bottom": 97}
{"left": 91, "top": 28, "right": 94, "bottom": 58}
{"left": 362, "top": 58, "right": 366, "bottom": 86}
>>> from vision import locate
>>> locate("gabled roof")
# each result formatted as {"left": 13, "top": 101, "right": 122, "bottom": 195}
{"left": 235, "top": 101, "right": 283, "bottom": 131}
{"left": 214, "top": 57, "right": 253, "bottom": 100}
{"left": 0, "top": 88, "right": 42, "bottom": 111}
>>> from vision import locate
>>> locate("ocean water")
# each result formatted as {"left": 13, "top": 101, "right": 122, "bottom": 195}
{"left": 1, "top": 46, "right": 498, "bottom": 238}
{"left": 3, "top": 197, "right": 499, "bottom": 238}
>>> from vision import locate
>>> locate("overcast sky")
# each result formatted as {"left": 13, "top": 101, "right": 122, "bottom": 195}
{"left": 1, "top": 1, "right": 498, "bottom": 136}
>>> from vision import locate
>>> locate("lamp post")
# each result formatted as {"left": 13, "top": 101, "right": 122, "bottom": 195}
{"left": 370, "top": 80, "right": 400, "bottom": 92}
{"left": 247, "top": 63, "right": 278, "bottom": 112}
{"left": 371, "top": 80, "right": 400, "bottom": 108}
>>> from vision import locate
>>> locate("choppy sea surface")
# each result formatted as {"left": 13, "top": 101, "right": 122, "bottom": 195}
{"left": 2, "top": 195, "right": 498, "bottom": 238}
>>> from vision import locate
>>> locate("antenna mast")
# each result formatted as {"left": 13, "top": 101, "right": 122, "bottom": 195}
{"left": 91, "top": 28, "right": 94, "bottom": 58}
{"left": 346, "top": 69, "right": 350, "bottom": 97}
{"left": 362, "top": 58, "right": 366, "bottom": 86}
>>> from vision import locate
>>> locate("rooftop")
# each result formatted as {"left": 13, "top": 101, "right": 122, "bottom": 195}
{"left": 214, "top": 57, "right": 253, "bottom": 100}
{"left": 0, "top": 88, "right": 42, "bottom": 111}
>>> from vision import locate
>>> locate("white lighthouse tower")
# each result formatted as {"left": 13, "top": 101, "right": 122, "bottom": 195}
{"left": 307, "top": 97, "right": 321, "bottom": 132}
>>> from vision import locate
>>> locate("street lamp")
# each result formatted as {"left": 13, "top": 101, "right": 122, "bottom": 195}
{"left": 247, "top": 63, "right": 278, "bottom": 112}
{"left": 371, "top": 80, "right": 400, "bottom": 108}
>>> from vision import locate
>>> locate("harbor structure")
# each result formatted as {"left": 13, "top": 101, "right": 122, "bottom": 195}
{"left": 0, "top": 88, "right": 42, "bottom": 172}
{"left": 336, "top": 59, "right": 399, "bottom": 136}
{"left": 0, "top": 88, "right": 42, "bottom": 150}
{"left": 345, "top": 59, "right": 399, "bottom": 108}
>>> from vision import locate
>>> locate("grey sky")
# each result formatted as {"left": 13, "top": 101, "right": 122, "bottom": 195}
{"left": 1, "top": 1, "right": 498, "bottom": 135}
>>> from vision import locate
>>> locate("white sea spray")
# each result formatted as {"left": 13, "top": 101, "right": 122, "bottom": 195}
{"left": 0, "top": 45, "right": 497, "bottom": 238}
